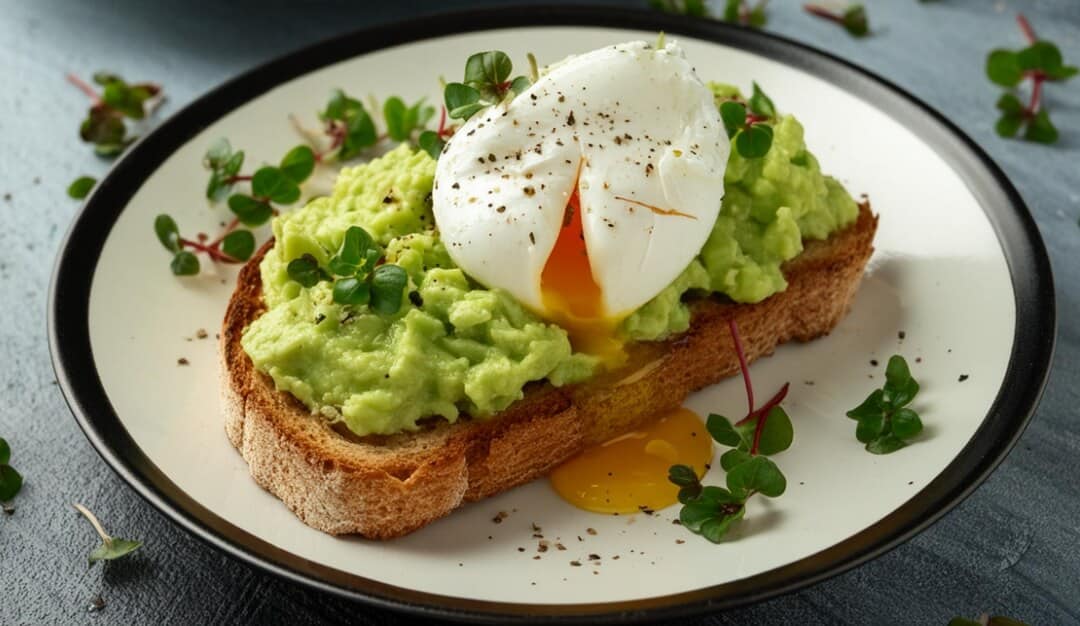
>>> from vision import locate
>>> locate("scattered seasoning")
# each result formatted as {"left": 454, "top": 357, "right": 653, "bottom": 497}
{"left": 959, "top": 374, "right": 969, "bottom": 382}
{"left": 567, "top": 111, "right": 576, "bottom": 126}
{"left": 195, "top": 328, "right": 208, "bottom": 339}
{"left": 2, "top": 502, "right": 15, "bottom": 515}
{"left": 586, "top": 528, "right": 597, "bottom": 535}
{"left": 675, "top": 539, "right": 685, "bottom": 544}
{"left": 588, "top": 554, "right": 601, "bottom": 561}
{"left": 538, "top": 540, "right": 549, "bottom": 553}
{"left": 88, "top": 596, "right": 105, "bottom": 612}
{"left": 528, "top": 232, "right": 535, "bottom": 245}
{"left": 408, "top": 291, "right": 424, "bottom": 307}
{"left": 915, "top": 357, "right": 922, "bottom": 363}
{"left": 555, "top": 542, "right": 567, "bottom": 551}
{"left": 533, "top": 555, "right": 541, "bottom": 560}
{"left": 804, "top": 380, "right": 815, "bottom": 386}
{"left": 898, "top": 330, "right": 906, "bottom": 340}
{"left": 492, "top": 511, "right": 508, "bottom": 524}
{"left": 570, "top": 560, "right": 582, "bottom": 567}
{"left": 177, "top": 358, "right": 189, "bottom": 366}
{"left": 314, "top": 314, "right": 327, "bottom": 325}
{"left": 517, "top": 547, "right": 525, "bottom": 552}
{"left": 870, "top": 359, "right": 879, "bottom": 367}
{"left": 2, "top": 193, "right": 10, "bottom": 201}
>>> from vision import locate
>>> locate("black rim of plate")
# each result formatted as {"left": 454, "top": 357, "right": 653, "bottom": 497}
{"left": 48, "top": 5, "right": 1055, "bottom": 624}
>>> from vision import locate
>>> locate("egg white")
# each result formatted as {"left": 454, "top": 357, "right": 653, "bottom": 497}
{"left": 432, "top": 40, "right": 729, "bottom": 318}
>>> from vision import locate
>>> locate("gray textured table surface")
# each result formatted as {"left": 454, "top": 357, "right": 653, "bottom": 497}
{"left": 1, "top": 0, "right": 1077, "bottom": 624}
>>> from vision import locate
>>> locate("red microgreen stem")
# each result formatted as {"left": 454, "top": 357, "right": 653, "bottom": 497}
{"left": 802, "top": 4, "right": 843, "bottom": 24}
{"left": 727, "top": 319, "right": 791, "bottom": 455}
{"left": 207, "top": 217, "right": 240, "bottom": 248}
{"left": 66, "top": 73, "right": 101, "bottom": 105}
{"left": 1017, "top": 13, "right": 1037, "bottom": 44}
{"left": 223, "top": 175, "right": 252, "bottom": 185}
{"left": 437, "top": 105, "right": 452, "bottom": 138}
{"left": 1016, "top": 14, "right": 1045, "bottom": 118}
{"left": 179, "top": 218, "right": 245, "bottom": 263}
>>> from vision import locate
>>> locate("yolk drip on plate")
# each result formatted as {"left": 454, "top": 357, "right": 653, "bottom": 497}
{"left": 540, "top": 188, "right": 626, "bottom": 368}
{"left": 549, "top": 407, "right": 713, "bottom": 514}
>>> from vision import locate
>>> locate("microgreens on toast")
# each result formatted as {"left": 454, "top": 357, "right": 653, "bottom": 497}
{"left": 669, "top": 320, "right": 792, "bottom": 543}
{"left": 444, "top": 51, "right": 532, "bottom": 121}
{"left": 0, "top": 437, "right": 24, "bottom": 512}
{"left": 719, "top": 82, "right": 777, "bottom": 158}
{"left": 803, "top": 4, "right": 869, "bottom": 38}
{"left": 73, "top": 503, "right": 142, "bottom": 565}
{"left": 286, "top": 225, "right": 409, "bottom": 314}
{"left": 987, "top": 14, "right": 1076, "bottom": 143}
{"left": 847, "top": 355, "right": 923, "bottom": 454}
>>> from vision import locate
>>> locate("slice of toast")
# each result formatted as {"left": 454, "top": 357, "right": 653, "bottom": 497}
{"left": 220, "top": 203, "right": 877, "bottom": 538}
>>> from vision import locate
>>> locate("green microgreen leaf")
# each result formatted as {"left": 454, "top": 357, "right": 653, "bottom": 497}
{"left": 996, "top": 92, "right": 1024, "bottom": 115}
{"left": 1024, "top": 109, "right": 1059, "bottom": 143}
{"left": 279, "top": 145, "right": 315, "bottom": 184}
{"left": 846, "top": 388, "right": 886, "bottom": 420}
{"left": 855, "top": 412, "right": 885, "bottom": 443}
{"left": 73, "top": 503, "right": 142, "bottom": 566}
{"left": 720, "top": 448, "right": 752, "bottom": 472}
{"left": 418, "top": 130, "right": 445, "bottom": 160}
{"left": 329, "top": 226, "right": 375, "bottom": 276}
{"left": 67, "top": 176, "right": 97, "bottom": 199}
{"left": 383, "top": 97, "right": 409, "bottom": 142}
{"left": 101, "top": 81, "right": 152, "bottom": 120}
{"left": 370, "top": 264, "right": 408, "bottom": 314}
{"left": 866, "top": 434, "right": 906, "bottom": 455}
{"left": 987, "top": 50, "right": 1024, "bottom": 87}
{"left": 735, "top": 123, "right": 773, "bottom": 158}
{"left": 651, "top": 0, "right": 709, "bottom": 17}
{"left": 221, "top": 230, "right": 255, "bottom": 262}
{"left": 227, "top": 194, "right": 273, "bottom": 227}
{"left": 509, "top": 76, "right": 532, "bottom": 95}
{"left": 170, "top": 251, "right": 199, "bottom": 276}
{"left": 0, "top": 438, "right": 22, "bottom": 502}
{"left": 719, "top": 101, "right": 746, "bottom": 139}
{"left": 287, "top": 254, "right": 326, "bottom": 288}
{"left": 848, "top": 355, "right": 923, "bottom": 454}
{"left": 80, "top": 107, "right": 126, "bottom": 145}
{"left": 332, "top": 276, "right": 370, "bottom": 306}
{"left": 250, "top": 167, "right": 300, "bottom": 204}
{"left": 0, "top": 438, "right": 9, "bottom": 465}
{"left": 726, "top": 455, "right": 786, "bottom": 499}
{"left": 842, "top": 5, "right": 869, "bottom": 37}
{"left": 698, "top": 506, "right": 745, "bottom": 543}
{"left": 883, "top": 355, "right": 919, "bottom": 408}
{"left": 153, "top": 214, "right": 182, "bottom": 253}
{"left": 995, "top": 113, "right": 1024, "bottom": 138}
{"left": 667, "top": 464, "right": 700, "bottom": 487}
{"left": 1017, "top": 41, "right": 1064, "bottom": 73}
{"left": 445, "top": 83, "right": 486, "bottom": 120}
{"left": 752, "top": 406, "right": 794, "bottom": 455}
{"left": 706, "top": 413, "right": 742, "bottom": 447}
{"left": 204, "top": 137, "right": 233, "bottom": 168}
{"left": 890, "top": 407, "right": 923, "bottom": 439}
{"left": 747, "top": 82, "right": 776, "bottom": 119}
{"left": 464, "top": 51, "right": 513, "bottom": 100}
{"left": 340, "top": 108, "right": 377, "bottom": 160}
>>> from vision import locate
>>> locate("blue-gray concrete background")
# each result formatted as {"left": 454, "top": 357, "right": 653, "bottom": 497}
{"left": 1, "top": 0, "right": 1077, "bottom": 624}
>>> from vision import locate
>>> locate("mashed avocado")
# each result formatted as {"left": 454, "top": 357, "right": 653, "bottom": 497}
{"left": 242, "top": 145, "right": 595, "bottom": 436}
{"left": 243, "top": 86, "right": 858, "bottom": 436}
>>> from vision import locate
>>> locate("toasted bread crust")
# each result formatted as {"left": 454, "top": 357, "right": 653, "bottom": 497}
{"left": 221, "top": 204, "right": 877, "bottom": 538}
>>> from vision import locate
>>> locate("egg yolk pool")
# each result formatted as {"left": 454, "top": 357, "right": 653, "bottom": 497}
{"left": 549, "top": 407, "right": 713, "bottom": 514}
{"left": 540, "top": 189, "right": 627, "bottom": 368}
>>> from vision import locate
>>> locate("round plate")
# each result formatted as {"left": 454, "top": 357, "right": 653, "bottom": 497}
{"left": 49, "top": 6, "right": 1054, "bottom": 623}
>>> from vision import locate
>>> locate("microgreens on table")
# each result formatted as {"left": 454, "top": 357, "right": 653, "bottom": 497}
{"left": 668, "top": 320, "right": 792, "bottom": 543}
{"left": 647, "top": 0, "right": 708, "bottom": 17}
{"left": 66, "top": 72, "right": 164, "bottom": 197}
{"left": 73, "top": 503, "right": 142, "bottom": 565}
{"left": 719, "top": 82, "right": 777, "bottom": 158}
{"left": 987, "top": 14, "right": 1076, "bottom": 144}
{"left": 723, "top": 0, "right": 768, "bottom": 27}
{"left": 0, "top": 437, "right": 24, "bottom": 513}
{"left": 444, "top": 51, "right": 532, "bottom": 121}
{"left": 803, "top": 4, "right": 869, "bottom": 38}
{"left": 949, "top": 615, "right": 1030, "bottom": 626}
{"left": 286, "top": 226, "right": 409, "bottom": 314}
{"left": 847, "top": 355, "right": 923, "bottom": 454}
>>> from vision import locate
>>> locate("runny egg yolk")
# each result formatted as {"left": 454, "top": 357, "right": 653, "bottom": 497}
{"left": 540, "top": 188, "right": 626, "bottom": 367}
{"left": 549, "top": 408, "right": 713, "bottom": 514}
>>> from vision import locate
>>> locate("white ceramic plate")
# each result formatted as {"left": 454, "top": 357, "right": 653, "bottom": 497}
{"left": 49, "top": 7, "right": 1054, "bottom": 623}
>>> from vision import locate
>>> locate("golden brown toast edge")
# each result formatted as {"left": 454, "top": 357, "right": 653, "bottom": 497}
{"left": 220, "top": 203, "right": 877, "bottom": 538}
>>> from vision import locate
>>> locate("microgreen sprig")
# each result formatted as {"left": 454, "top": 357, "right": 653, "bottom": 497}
{"left": 0, "top": 437, "right": 24, "bottom": 511}
{"left": 987, "top": 14, "right": 1076, "bottom": 143}
{"left": 68, "top": 72, "right": 163, "bottom": 157}
{"left": 847, "top": 355, "right": 923, "bottom": 454}
{"left": 723, "top": 0, "right": 768, "bottom": 27}
{"left": 73, "top": 503, "right": 142, "bottom": 565}
{"left": 648, "top": 0, "right": 708, "bottom": 17}
{"left": 67, "top": 176, "right": 97, "bottom": 200}
{"left": 444, "top": 51, "right": 532, "bottom": 121}
{"left": 803, "top": 4, "right": 869, "bottom": 38}
{"left": 154, "top": 214, "right": 255, "bottom": 276}
{"left": 719, "top": 82, "right": 776, "bottom": 158}
{"left": 669, "top": 320, "right": 793, "bottom": 543}
{"left": 286, "top": 226, "right": 409, "bottom": 313}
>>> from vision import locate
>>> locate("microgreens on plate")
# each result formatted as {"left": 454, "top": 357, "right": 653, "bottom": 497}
{"left": 286, "top": 226, "right": 409, "bottom": 314}
{"left": 847, "top": 355, "right": 923, "bottom": 454}
{"left": 669, "top": 320, "right": 793, "bottom": 542}
{"left": 987, "top": 14, "right": 1076, "bottom": 143}
{"left": 444, "top": 51, "right": 533, "bottom": 121}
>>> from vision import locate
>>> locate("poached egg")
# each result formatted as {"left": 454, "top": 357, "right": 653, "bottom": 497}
{"left": 433, "top": 40, "right": 729, "bottom": 363}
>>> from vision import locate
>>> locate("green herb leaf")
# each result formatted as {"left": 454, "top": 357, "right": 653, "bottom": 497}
{"left": 464, "top": 51, "right": 513, "bottom": 101}
{"left": 370, "top": 264, "right": 408, "bottom": 314}
{"left": 68, "top": 176, "right": 97, "bottom": 199}
{"left": 747, "top": 3, "right": 767, "bottom": 27}
{"left": 0, "top": 438, "right": 9, "bottom": 465}
{"left": 719, "top": 101, "right": 746, "bottom": 139}
{"left": 333, "top": 276, "right": 370, "bottom": 306}
{"left": 170, "top": 251, "right": 200, "bottom": 276}
{"left": 418, "top": 130, "right": 445, "bottom": 160}
{"left": 883, "top": 355, "right": 919, "bottom": 408}
{"left": 329, "top": 226, "right": 375, "bottom": 276}
{"left": 1024, "top": 109, "right": 1059, "bottom": 143}
{"left": 668, "top": 464, "right": 700, "bottom": 487}
{"left": 445, "top": 83, "right": 486, "bottom": 120}
{"left": 322, "top": 88, "right": 362, "bottom": 121}
{"left": 891, "top": 407, "right": 923, "bottom": 439}
{"left": 339, "top": 108, "right": 378, "bottom": 160}
{"left": 753, "top": 406, "right": 794, "bottom": 456}
{"left": 986, "top": 50, "right": 1023, "bottom": 87}
{"left": 726, "top": 455, "right": 786, "bottom": 499}
{"left": 651, "top": 0, "right": 709, "bottom": 17}
{"left": 735, "top": 124, "right": 773, "bottom": 158}
{"left": 996, "top": 93, "right": 1024, "bottom": 115}
{"left": 101, "top": 81, "right": 151, "bottom": 120}
{"left": 855, "top": 412, "right": 885, "bottom": 443}
{"left": 698, "top": 507, "right": 745, "bottom": 543}
{"left": 720, "top": 448, "right": 752, "bottom": 472}
{"left": 678, "top": 484, "right": 703, "bottom": 504}
{"left": 251, "top": 167, "right": 301, "bottom": 204}
{"left": 227, "top": 194, "right": 273, "bottom": 226}
{"left": 383, "top": 97, "right": 409, "bottom": 142}
{"left": 1044, "top": 64, "right": 1079, "bottom": 81}
{"left": 287, "top": 254, "right": 326, "bottom": 288}
{"left": 0, "top": 465, "right": 22, "bottom": 502}
{"left": 221, "top": 230, "right": 255, "bottom": 262}
{"left": 80, "top": 107, "right": 126, "bottom": 145}
{"left": 842, "top": 5, "right": 869, "bottom": 37}
{"left": 94, "top": 142, "right": 130, "bottom": 158}
{"left": 995, "top": 113, "right": 1024, "bottom": 138}
{"left": 204, "top": 137, "right": 233, "bottom": 169}
{"left": 747, "top": 82, "right": 776, "bottom": 119}
{"left": 89, "top": 537, "right": 142, "bottom": 564}
{"left": 722, "top": 0, "right": 740, "bottom": 21}
{"left": 509, "top": 76, "right": 532, "bottom": 96}
{"left": 279, "top": 145, "right": 315, "bottom": 183}
{"left": 846, "top": 388, "right": 886, "bottom": 420}
{"left": 153, "top": 214, "right": 182, "bottom": 252}
{"left": 706, "top": 413, "right": 742, "bottom": 447}
{"left": 1017, "top": 41, "right": 1064, "bottom": 73}
{"left": 866, "top": 434, "right": 906, "bottom": 455}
